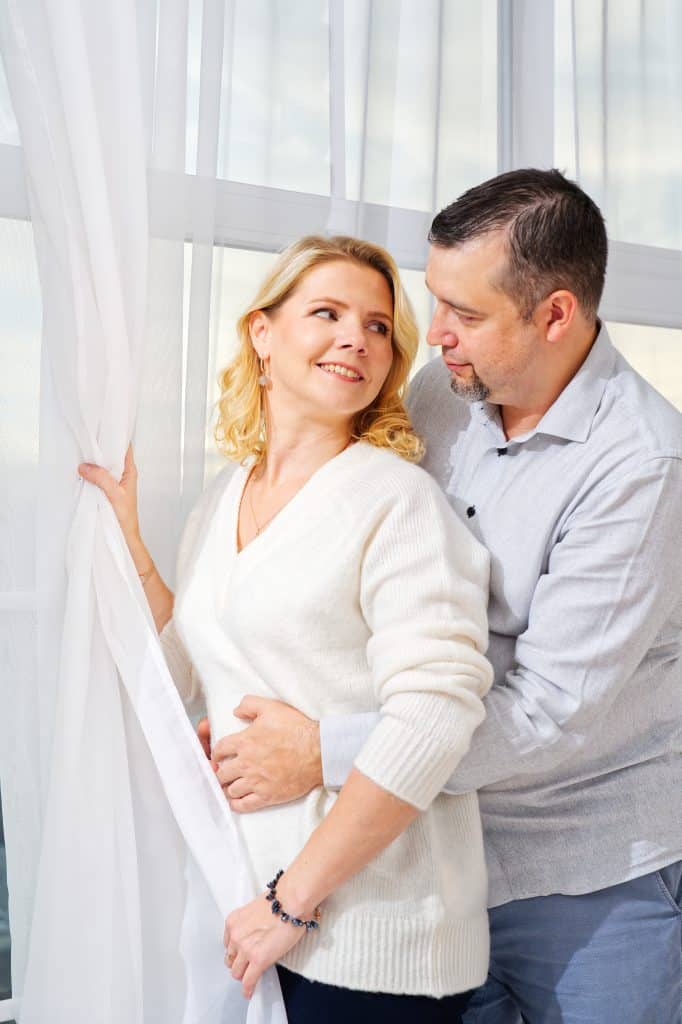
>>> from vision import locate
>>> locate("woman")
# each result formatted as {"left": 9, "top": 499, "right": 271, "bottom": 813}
{"left": 79, "top": 235, "right": 493, "bottom": 1022}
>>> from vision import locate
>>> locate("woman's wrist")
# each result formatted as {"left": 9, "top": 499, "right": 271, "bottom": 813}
{"left": 274, "top": 869, "right": 322, "bottom": 922}
{"left": 265, "top": 870, "right": 321, "bottom": 930}
{"left": 127, "top": 534, "right": 152, "bottom": 574}
{"left": 138, "top": 563, "right": 156, "bottom": 586}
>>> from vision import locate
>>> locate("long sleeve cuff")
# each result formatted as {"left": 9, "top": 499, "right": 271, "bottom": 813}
{"left": 354, "top": 692, "right": 484, "bottom": 810}
{"left": 320, "top": 711, "right": 379, "bottom": 789}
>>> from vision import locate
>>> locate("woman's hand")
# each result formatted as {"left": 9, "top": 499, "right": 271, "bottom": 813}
{"left": 78, "top": 444, "right": 143, "bottom": 552}
{"left": 78, "top": 443, "right": 173, "bottom": 630}
{"left": 223, "top": 894, "right": 308, "bottom": 999}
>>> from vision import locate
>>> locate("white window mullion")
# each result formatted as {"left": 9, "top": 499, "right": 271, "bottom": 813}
{"left": 507, "top": 0, "right": 555, "bottom": 169}
{"left": 496, "top": 0, "right": 513, "bottom": 172}
{"left": 496, "top": 0, "right": 555, "bottom": 173}
{"left": 1, "top": 144, "right": 679, "bottom": 320}
{"left": 0, "top": 144, "right": 28, "bottom": 220}
{"left": 0, "top": 997, "right": 19, "bottom": 1022}
{"left": 602, "top": 242, "right": 682, "bottom": 330}
{"left": 328, "top": 0, "right": 346, "bottom": 202}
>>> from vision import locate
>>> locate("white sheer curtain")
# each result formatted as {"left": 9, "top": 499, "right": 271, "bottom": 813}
{"left": 556, "top": 0, "right": 682, "bottom": 251}
{"left": 0, "top": 2, "right": 284, "bottom": 1022}
{"left": 0, "top": 2, "right": 498, "bottom": 1022}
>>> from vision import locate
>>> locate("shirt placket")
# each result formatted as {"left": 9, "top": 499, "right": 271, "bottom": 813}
{"left": 447, "top": 406, "right": 511, "bottom": 524}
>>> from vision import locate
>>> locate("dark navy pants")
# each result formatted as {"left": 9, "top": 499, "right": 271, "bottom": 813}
{"left": 276, "top": 965, "right": 474, "bottom": 1022}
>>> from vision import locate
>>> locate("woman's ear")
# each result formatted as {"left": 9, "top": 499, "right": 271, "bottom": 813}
{"left": 248, "top": 310, "right": 270, "bottom": 359}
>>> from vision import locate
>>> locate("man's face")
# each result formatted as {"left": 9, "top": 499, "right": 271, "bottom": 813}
{"left": 425, "top": 233, "right": 542, "bottom": 406}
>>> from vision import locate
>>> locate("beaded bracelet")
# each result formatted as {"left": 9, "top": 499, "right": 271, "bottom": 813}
{"left": 265, "top": 869, "right": 321, "bottom": 932}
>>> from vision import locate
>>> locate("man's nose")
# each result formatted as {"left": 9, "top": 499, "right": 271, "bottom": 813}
{"left": 427, "top": 317, "right": 456, "bottom": 349}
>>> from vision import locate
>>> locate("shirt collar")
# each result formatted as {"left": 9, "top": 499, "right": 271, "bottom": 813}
{"left": 472, "top": 322, "right": 617, "bottom": 446}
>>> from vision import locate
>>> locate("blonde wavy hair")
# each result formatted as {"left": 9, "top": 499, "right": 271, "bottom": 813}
{"left": 214, "top": 235, "right": 424, "bottom": 464}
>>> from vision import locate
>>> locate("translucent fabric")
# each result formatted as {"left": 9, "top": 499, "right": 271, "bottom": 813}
{"left": 0, "top": 1, "right": 284, "bottom": 1020}
{"left": 180, "top": 0, "right": 498, "bottom": 208}
{"left": 555, "top": 0, "right": 682, "bottom": 249}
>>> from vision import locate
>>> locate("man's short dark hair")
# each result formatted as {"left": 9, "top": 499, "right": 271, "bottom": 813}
{"left": 429, "top": 168, "right": 607, "bottom": 320}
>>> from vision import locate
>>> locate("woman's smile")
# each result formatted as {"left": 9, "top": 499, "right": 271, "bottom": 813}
{"left": 316, "top": 361, "right": 365, "bottom": 382}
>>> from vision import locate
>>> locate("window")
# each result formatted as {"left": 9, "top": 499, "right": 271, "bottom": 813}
{"left": 555, "top": 0, "right": 682, "bottom": 250}
{"left": 608, "top": 321, "right": 682, "bottom": 411}
{"left": 182, "top": 0, "right": 498, "bottom": 210}
{"left": 0, "top": 57, "right": 19, "bottom": 147}
{"left": 0, "top": 215, "right": 41, "bottom": 1021}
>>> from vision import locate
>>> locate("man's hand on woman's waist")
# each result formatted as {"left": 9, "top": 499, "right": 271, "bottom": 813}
{"left": 207, "top": 695, "right": 323, "bottom": 812}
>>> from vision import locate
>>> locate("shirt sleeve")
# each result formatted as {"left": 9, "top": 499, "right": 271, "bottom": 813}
{"left": 353, "top": 473, "right": 494, "bottom": 810}
{"left": 320, "top": 711, "right": 379, "bottom": 789}
{"left": 444, "top": 454, "right": 682, "bottom": 794}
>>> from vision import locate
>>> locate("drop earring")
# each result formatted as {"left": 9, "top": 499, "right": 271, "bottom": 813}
{"left": 258, "top": 358, "right": 271, "bottom": 387}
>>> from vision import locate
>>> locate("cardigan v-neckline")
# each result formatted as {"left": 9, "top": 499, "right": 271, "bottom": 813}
{"left": 232, "top": 440, "right": 362, "bottom": 558}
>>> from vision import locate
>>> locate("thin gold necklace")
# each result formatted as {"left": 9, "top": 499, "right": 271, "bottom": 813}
{"left": 245, "top": 463, "right": 276, "bottom": 537}
{"left": 244, "top": 437, "right": 354, "bottom": 539}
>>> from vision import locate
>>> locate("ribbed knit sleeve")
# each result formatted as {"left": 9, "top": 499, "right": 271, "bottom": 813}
{"left": 354, "top": 471, "right": 493, "bottom": 810}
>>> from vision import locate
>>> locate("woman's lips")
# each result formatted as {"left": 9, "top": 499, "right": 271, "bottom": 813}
{"left": 316, "top": 363, "right": 365, "bottom": 383}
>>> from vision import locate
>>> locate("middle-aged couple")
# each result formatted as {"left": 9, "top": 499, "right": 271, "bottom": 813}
{"left": 79, "top": 168, "right": 682, "bottom": 1024}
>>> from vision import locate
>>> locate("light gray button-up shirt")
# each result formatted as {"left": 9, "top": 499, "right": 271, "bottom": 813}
{"left": 321, "top": 326, "right": 682, "bottom": 907}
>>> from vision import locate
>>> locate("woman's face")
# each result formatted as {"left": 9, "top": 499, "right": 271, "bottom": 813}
{"left": 251, "top": 259, "right": 395, "bottom": 428}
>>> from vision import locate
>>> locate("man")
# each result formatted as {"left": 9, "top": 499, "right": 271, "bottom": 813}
{"left": 208, "top": 169, "right": 682, "bottom": 1022}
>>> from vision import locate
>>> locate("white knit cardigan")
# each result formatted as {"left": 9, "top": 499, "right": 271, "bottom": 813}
{"left": 161, "top": 441, "right": 493, "bottom": 996}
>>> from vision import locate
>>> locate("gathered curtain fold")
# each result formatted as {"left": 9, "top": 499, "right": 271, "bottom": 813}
{"left": 0, "top": 2, "right": 285, "bottom": 1021}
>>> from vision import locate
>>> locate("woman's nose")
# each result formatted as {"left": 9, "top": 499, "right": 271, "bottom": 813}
{"left": 336, "top": 331, "right": 367, "bottom": 354}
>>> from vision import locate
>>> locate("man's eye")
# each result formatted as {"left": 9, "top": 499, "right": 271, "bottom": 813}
{"left": 312, "top": 308, "right": 337, "bottom": 320}
{"left": 457, "top": 312, "right": 476, "bottom": 324}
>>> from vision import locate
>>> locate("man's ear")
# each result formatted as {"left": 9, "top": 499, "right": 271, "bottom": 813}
{"left": 248, "top": 310, "right": 270, "bottom": 359}
{"left": 542, "top": 290, "right": 578, "bottom": 343}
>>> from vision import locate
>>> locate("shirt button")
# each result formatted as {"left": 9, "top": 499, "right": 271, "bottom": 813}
{"left": 497, "top": 447, "right": 508, "bottom": 456}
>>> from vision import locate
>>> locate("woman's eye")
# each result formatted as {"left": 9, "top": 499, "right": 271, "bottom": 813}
{"left": 368, "top": 321, "right": 390, "bottom": 335}
{"left": 312, "top": 307, "right": 337, "bottom": 320}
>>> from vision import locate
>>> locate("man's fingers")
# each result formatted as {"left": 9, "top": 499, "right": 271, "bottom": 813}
{"left": 212, "top": 734, "right": 240, "bottom": 761}
{"left": 215, "top": 758, "right": 242, "bottom": 787}
{"left": 226, "top": 778, "right": 253, "bottom": 800}
{"left": 229, "top": 793, "right": 266, "bottom": 814}
{"left": 234, "top": 695, "right": 266, "bottom": 720}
